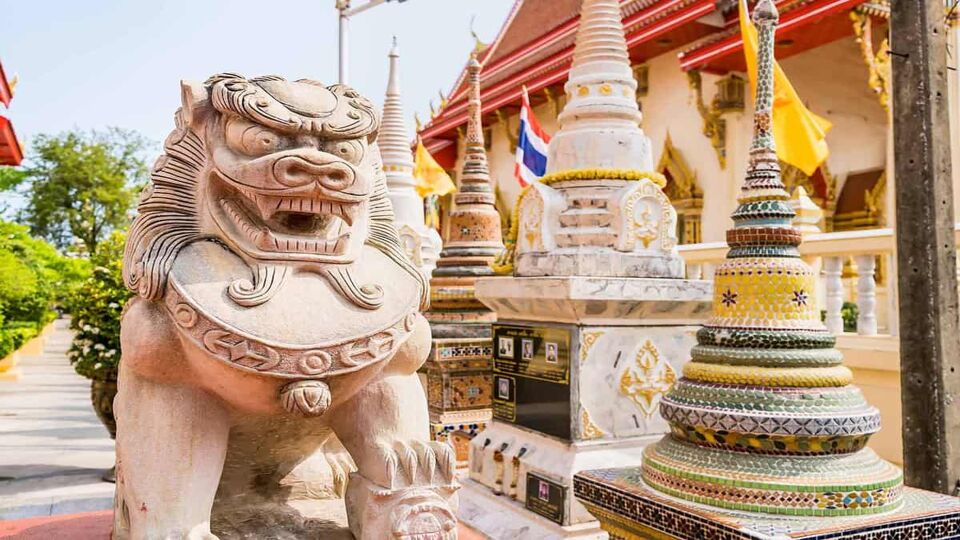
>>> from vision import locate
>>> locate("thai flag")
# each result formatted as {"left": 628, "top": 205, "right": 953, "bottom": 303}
{"left": 513, "top": 86, "right": 551, "bottom": 187}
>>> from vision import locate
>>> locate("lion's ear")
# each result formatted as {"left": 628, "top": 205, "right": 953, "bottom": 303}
{"left": 180, "top": 80, "right": 210, "bottom": 129}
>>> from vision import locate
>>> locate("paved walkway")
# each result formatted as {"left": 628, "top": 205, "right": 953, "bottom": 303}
{"left": 0, "top": 319, "right": 115, "bottom": 520}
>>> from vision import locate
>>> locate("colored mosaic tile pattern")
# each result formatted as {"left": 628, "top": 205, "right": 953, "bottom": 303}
{"left": 710, "top": 258, "right": 820, "bottom": 330}
{"left": 666, "top": 424, "right": 873, "bottom": 455}
{"left": 666, "top": 379, "right": 868, "bottom": 413}
{"left": 661, "top": 399, "right": 881, "bottom": 439}
{"left": 696, "top": 327, "right": 835, "bottom": 349}
{"left": 691, "top": 344, "right": 843, "bottom": 366}
{"left": 637, "top": 0, "right": 905, "bottom": 519}
{"left": 682, "top": 362, "right": 853, "bottom": 387}
{"left": 574, "top": 468, "right": 960, "bottom": 539}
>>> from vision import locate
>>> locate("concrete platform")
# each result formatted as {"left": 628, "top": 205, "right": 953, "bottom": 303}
{"left": 0, "top": 319, "right": 116, "bottom": 520}
{"left": 0, "top": 511, "right": 489, "bottom": 539}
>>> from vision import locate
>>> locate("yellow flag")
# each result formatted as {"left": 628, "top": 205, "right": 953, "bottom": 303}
{"left": 413, "top": 139, "right": 456, "bottom": 198}
{"left": 740, "top": 0, "right": 831, "bottom": 176}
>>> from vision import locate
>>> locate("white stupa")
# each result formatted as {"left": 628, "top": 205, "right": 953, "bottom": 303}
{"left": 548, "top": 0, "right": 652, "bottom": 172}
{"left": 513, "top": 0, "right": 684, "bottom": 279}
{"left": 379, "top": 38, "right": 442, "bottom": 277}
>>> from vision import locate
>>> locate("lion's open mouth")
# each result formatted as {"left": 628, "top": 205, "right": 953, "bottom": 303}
{"left": 219, "top": 192, "right": 359, "bottom": 255}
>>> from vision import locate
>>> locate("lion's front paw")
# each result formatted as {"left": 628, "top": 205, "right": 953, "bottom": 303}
{"left": 345, "top": 474, "right": 458, "bottom": 540}
{"left": 390, "top": 489, "right": 458, "bottom": 540}
{"left": 377, "top": 440, "right": 456, "bottom": 490}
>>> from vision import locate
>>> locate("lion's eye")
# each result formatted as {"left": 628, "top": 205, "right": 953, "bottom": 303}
{"left": 224, "top": 117, "right": 290, "bottom": 157}
{"left": 323, "top": 140, "right": 364, "bottom": 164}
{"left": 240, "top": 127, "right": 287, "bottom": 156}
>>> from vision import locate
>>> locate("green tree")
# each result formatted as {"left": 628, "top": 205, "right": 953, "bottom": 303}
{"left": 15, "top": 128, "right": 148, "bottom": 253}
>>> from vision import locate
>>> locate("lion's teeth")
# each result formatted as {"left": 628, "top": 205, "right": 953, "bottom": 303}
{"left": 255, "top": 196, "right": 280, "bottom": 220}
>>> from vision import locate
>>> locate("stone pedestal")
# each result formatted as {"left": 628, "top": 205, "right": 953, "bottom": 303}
{"left": 574, "top": 469, "right": 960, "bottom": 540}
{"left": 421, "top": 337, "right": 494, "bottom": 468}
{"left": 458, "top": 277, "right": 711, "bottom": 539}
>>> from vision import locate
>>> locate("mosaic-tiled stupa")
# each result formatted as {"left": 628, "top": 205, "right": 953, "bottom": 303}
{"left": 420, "top": 53, "right": 502, "bottom": 468}
{"left": 640, "top": 0, "right": 903, "bottom": 516}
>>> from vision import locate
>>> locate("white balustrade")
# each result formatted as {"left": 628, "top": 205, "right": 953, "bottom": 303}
{"left": 823, "top": 256, "right": 845, "bottom": 334}
{"left": 677, "top": 225, "right": 960, "bottom": 340}
{"left": 854, "top": 255, "right": 879, "bottom": 336}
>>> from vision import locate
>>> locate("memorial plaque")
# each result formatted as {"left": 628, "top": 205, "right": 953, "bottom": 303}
{"left": 525, "top": 472, "right": 566, "bottom": 525}
{"left": 492, "top": 324, "right": 571, "bottom": 440}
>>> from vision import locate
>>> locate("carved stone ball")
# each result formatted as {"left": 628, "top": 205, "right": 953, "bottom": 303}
{"left": 280, "top": 380, "right": 332, "bottom": 417}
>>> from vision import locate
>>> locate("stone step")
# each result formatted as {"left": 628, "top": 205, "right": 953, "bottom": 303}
{"left": 555, "top": 226, "right": 617, "bottom": 247}
{"left": 558, "top": 208, "right": 613, "bottom": 228}
{"left": 567, "top": 195, "right": 610, "bottom": 210}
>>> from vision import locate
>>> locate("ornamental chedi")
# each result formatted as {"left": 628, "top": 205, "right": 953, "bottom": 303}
{"left": 460, "top": 0, "right": 711, "bottom": 537}
{"left": 512, "top": 0, "right": 685, "bottom": 278}
{"left": 420, "top": 54, "right": 503, "bottom": 467}
{"left": 642, "top": 0, "right": 904, "bottom": 516}
{"left": 573, "top": 4, "right": 960, "bottom": 538}
{"left": 380, "top": 39, "right": 442, "bottom": 277}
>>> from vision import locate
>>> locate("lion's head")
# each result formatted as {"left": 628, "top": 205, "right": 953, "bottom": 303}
{"left": 123, "top": 73, "right": 427, "bottom": 310}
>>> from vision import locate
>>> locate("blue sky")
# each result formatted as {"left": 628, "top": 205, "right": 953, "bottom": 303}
{"left": 2, "top": 0, "right": 514, "bottom": 147}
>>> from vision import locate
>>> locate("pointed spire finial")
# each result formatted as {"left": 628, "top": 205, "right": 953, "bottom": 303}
{"left": 460, "top": 49, "right": 493, "bottom": 196}
{"left": 547, "top": 0, "right": 651, "bottom": 173}
{"left": 387, "top": 37, "right": 401, "bottom": 95}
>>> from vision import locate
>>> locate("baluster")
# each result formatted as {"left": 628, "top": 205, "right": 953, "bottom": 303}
{"left": 823, "top": 257, "right": 844, "bottom": 334}
{"left": 688, "top": 263, "right": 703, "bottom": 280}
{"left": 854, "top": 254, "right": 878, "bottom": 336}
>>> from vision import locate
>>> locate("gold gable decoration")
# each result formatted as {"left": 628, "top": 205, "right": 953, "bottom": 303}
{"left": 657, "top": 134, "right": 703, "bottom": 244}
{"left": 687, "top": 71, "right": 746, "bottom": 170}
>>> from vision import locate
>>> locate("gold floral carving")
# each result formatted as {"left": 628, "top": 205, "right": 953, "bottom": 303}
{"left": 619, "top": 340, "right": 677, "bottom": 418}
{"left": 581, "top": 409, "right": 605, "bottom": 440}
{"left": 850, "top": 11, "right": 891, "bottom": 115}
{"left": 687, "top": 70, "right": 728, "bottom": 169}
{"left": 634, "top": 205, "right": 658, "bottom": 248}
{"left": 495, "top": 109, "right": 519, "bottom": 153}
{"left": 864, "top": 171, "right": 887, "bottom": 226}
{"left": 657, "top": 134, "right": 703, "bottom": 244}
{"left": 780, "top": 161, "right": 837, "bottom": 213}
{"left": 579, "top": 331, "right": 604, "bottom": 364}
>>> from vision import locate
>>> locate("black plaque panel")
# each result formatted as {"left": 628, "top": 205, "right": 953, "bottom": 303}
{"left": 525, "top": 472, "right": 566, "bottom": 525}
{"left": 492, "top": 324, "right": 571, "bottom": 440}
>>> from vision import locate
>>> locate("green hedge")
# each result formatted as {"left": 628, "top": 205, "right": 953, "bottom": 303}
{"left": 66, "top": 231, "right": 130, "bottom": 381}
{"left": 0, "top": 221, "right": 87, "bottom": 358}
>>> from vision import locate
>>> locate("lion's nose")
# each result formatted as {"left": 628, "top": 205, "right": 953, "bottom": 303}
{"left": 273, "top": 156, "right": 355, "bottom": 191}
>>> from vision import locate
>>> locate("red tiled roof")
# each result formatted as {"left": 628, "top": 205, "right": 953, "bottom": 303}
{"left": 0, "top": 60, "right": 12, "bottom": 108}
{"left": 421, "top": 0, "right": 868, "bottom": 149}
{"left": 679, "top": 0, "right": 870, "bottom": 72}
{"left": 0, "top": 116, "right": 23, "bottom": 166}
{"left": 423, "top": 0, "right": 718, "bottom": 146}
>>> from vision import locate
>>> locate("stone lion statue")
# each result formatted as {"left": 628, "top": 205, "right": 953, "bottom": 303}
{"left": 114, "top": 74, "right": 458, "bottom": 539}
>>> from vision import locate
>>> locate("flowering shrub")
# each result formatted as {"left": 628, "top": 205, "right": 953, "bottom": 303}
{"left": 67, "top": 232, "right": 131, "bottom": 381}
{"left": 0, "top": 221, "right": 85, "bottom": 358}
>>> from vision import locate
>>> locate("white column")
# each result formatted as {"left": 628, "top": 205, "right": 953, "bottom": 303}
{"left": 854, "top": 254, "right": 878, "bottom": 336}
{"left": 823, "top": 256, "right": 845, "bottom": 334}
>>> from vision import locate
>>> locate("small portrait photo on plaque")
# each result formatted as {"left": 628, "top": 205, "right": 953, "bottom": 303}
{"left": 545, "top": 342, "right": 558, "bottom": 364}
{"left": 498, "top": 336, "right": 514, "bottom": 358}
{"left": 538, "top": 479, "right": 550, "bottom": 500}
{"left": 497, "top": 377, "right": 511, "bottom": 400}
{"left": 521, "top": 338, "right": 535, "bottom": 360}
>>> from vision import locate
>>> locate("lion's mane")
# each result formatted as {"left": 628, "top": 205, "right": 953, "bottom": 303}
{"left": 123, "top": 79, "right": 428, "bottom": 311}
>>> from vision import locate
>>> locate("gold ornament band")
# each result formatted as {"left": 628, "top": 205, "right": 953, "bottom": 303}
{"left": 539, "top": 168, "right": 667, "bottom": 187}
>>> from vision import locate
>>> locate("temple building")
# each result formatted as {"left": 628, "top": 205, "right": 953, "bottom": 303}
{"left": 0, "top": 58, "right": 22, "bottom": 166}
{"left": 418, "top": 0, "right": 956, "bottom": 469}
